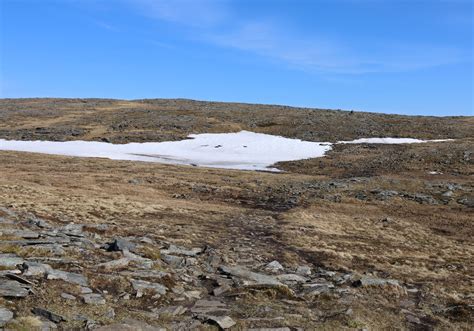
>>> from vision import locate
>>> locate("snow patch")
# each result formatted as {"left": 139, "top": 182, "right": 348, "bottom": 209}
{"left": 0, "top": 131, "right": 331, "bottom": 172}
{"left": 338, "top": 138, "right": 451, "bottom": 144}
{"left": 0, "top": 131, "right": 451, "bottom": 172}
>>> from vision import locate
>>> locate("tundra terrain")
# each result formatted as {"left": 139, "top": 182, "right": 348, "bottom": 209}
{"left": 0, "top": 98, "right": 473, "bottom": 330}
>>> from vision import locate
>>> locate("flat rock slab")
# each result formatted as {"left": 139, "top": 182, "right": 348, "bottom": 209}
{"left": 160, "top": 244, "right": 202, "bottom": 257}
{"left": 82, "top": 293, "right": 106, "bottom": 305}
{"left": 153, "top": 305, "right": 187, "bottom": 317}
{"left": 0, "top": 279, "right": 30, "bottom": 297}
{"left": 32, "top": 307, "right": 66, "bottom": 323}
{"left": 0, "top": 307, "right": 14, "bottom": 327}
{"left": 202, "top": 315, "right": 236, "bottom": 329}
{"left": 131, "top": 279, "right": 167, "bottom": 298}
{"left": 276, "top": 274, "right": 308, "bottom": 283}
{"left": 0, "top": 254, "right": 25, "bottom": 268}
{"left": 106, "top": 238, "right": 136, "bottom": 252}
{"left": 21, "top": 261, "right": 53, "bottom": 277}
{"left": 46, "top": 269, "right": 88, "bottom": 286}
{"left": 219, "top": 265, "right": 284, "bottom": 287}
{"left": 191, "top": 300, "right": 228, "bottom": 314}
{"left": 2, "top": 229, "right": 40, "bottom": 239}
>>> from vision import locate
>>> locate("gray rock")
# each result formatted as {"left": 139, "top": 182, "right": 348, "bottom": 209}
{"left": 0, "top": 254, "right": 24, "bottom": 268}
{"left": 276, "top": 274, "right": 308, "bottom": 283}
{"left": 81, "top": 287, "right": 93, "bottom": 294}
{"left": 60, "top": 223, "right": 84, "bottom": 237}
{"left": 107, "top": 238, "right": 136, "bottom": 252}
{"left": 161, "top": 254, "right": 185, "bottom": 267}
{"left": 265, "top": 260, "right": 284, "bottom": 273}
{"left": 61, "top": 292, "right": 76, "bottom": 300}
{"left": 219, "top": 265, "right": 285, "bottom": 287}
{"left": 457, "top": 196, "right": 474, "bottom": 208}
{"left": 153, "top": 305, "right": 187, "bottom": 317}
{"left": 160, "top": 244, "right": 202, "bottom": 257}
{"left": 0, "top": 307, "right": 14, "bottom": 327}
{"left": 0, "top": 280, "right": 30, "bottom": 297}
{"left": 46, "top": 269, "right": 88, "bottom": 286}
{"left": 203, "top": 315, "right": 236, "bottom": 329}
{"left": 442, "top": 191, "right": 454, "bottom": 198}
{"left": 3, "top": 229, "right": 40, "bottom": 239}
{"left": 97, "top": 258, "right": 130, "bottom": 271}
{"left": 213, "top": 285, "right": 231, "bottom": 296}
{"left": 27, "top": 217, "right": 49, "bottom": 228}
{"left": 353, "top": 277, "right": 399, "bottom": 287}
{"left": 130, "top": 279, "right": 167, "bottom": 298}
{"left": 32, "top": 307, "right": 66, "bottom": 323}
{"left": 5, "top": 273, "right": 34, "bottom": 285}
{"left": 21, "top": 261, "right": 53, "bottom": 277}
{"left": 122, "top": 250, "right": 154, "bottom": 269}
{"left": 296, "top": 266, "right": 312, "bottom": 276}
{"left": 191, "top": 300, "right": 227, "bottom": 314}
{"left": 82, "top": 293, "right": 106, "bottom": 305}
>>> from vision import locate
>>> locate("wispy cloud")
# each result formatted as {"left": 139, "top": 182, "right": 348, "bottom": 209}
{"left": 128, "top": 0, "right": 229, "bottom": 28}
{"left": 124, "top": 0, "right": 468, "bottom": 74}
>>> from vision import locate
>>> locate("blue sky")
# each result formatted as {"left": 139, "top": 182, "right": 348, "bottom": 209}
{"left": 1, "top": 0, "right": 472, "bottom": 116}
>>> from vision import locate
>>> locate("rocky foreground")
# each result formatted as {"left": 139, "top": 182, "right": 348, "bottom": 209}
{"left": 0, "top": 204, "right": 472, "bottom": 330}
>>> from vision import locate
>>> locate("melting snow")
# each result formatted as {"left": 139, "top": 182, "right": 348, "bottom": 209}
{"left": 0, "top": 131, "right": 451, "bottom": 172}
{"left": 338, "top": 137, "right": 451, "bottom": 144}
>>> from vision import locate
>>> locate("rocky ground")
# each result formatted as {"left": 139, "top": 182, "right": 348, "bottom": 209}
{"left": 0, "top": 99, "right": 473, "bottom": 330}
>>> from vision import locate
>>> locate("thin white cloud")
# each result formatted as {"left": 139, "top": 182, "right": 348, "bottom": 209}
{"left": 124, "top": 0, "right": 469, "bottom": 74}
{"left": 128, "top": 0, "right": 229, "bottom": 28}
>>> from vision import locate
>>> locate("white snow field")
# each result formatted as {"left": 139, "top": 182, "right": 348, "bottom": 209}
{"left": 338, "top": 137, "right": 451, "bottom": 144}
{"left": 0, "top": 131, "right": 450, "bottom": 171}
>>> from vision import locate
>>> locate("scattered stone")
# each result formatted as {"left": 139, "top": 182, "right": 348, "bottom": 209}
{"left": 442, "top": 191, "right": 454, "bottom": 198}
{"left": 161, "top": 254, "right": 184, "bottom": 267}
{"left": 191, "top": 300, "right": 227, "bottom": 314}
{"left": 265, "top": 260, "right": 284, "bottom": 273}
{"left": 97, "top": 258, "right": 130, "bottom": 271}
{"left": 6, "top": 273, "right": 34, "bottom": 285}
{"left": 3, "top": 229, "right": 40, "bottom": 239}
{"left": 0, "top": 254, "right": 25, "bottom": 268}
{"left": 0, "top": 307, "right": 14, "bottom": 327}
{"left": 61, "top": 292, "right": 76, "bottom": 301}
{"left": 153, "top": 305, "right": 187, "bottom": 317}
{"left": 183, "top": 290, "right": 201, "bottom": 299}
{"left": 131, "top": 279, "right": 167, "bottom": 298}
{"left": 106, "top": 238, "right": 136, "bottom": 252}
{"left": 296, "top": 266, "right": 311, "bottom": 276}
{"left": 0, "top": 280, "right": 30, "bottom": 297}
{"left": 202, "top": 315, "right": 236, "bottom": 329}
{"left": 160, "top": 244, "right": 202, "bottom": 257}
{"left": 81, "top": 287, "right": 93, "bottom": 294}
{"left": 46, "top": 269, "right": 88, "bottom": 286}
{"left": 276, "top": 274, "right": 308, "bottom": 283}
{"left": 219, "top": 265, "right": 285, "bottom": 287}
{"left": 353, "top": 277, "right": 400, "bottom": 287}
{"left": 82, "top": 293, "right": 106, "bottom": 305}
{"left": 32, "top": 307, "right": 66, "bottom": 323}
{"left": 213, "top": 285, "right": 231, "bottom": 296}
{"left": 60, "top": 223, "right": 84, "bottom": 237}
{"left": 457, "top": 196, "right": 474, "bottom": 208}
{"left": 27, "top": 217, "right": 49, "bottom": 228}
